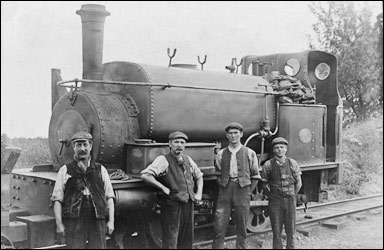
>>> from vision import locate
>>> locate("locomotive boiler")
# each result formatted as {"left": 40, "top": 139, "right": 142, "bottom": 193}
{"left": 4, "top": 4, "right": 343, "bottom": 248}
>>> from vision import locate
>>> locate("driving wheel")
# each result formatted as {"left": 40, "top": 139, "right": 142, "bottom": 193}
{"left": 246, "top": 191, "right": 270, "bottom": 232}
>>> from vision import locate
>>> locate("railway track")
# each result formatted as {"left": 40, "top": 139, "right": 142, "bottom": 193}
{"left": 4, "top": 194, "right": 381, "bottom": 249}
{"left": 193, "top": 194, "right": 383, "bottom": 249}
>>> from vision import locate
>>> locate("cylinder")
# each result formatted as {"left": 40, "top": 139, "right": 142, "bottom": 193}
{"left": 76, "top": 4, "right": 110, "bottom": 82}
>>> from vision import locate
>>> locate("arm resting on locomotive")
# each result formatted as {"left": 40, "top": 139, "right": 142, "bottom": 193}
{"left": 141, "top": 173, "right": 171, "bottom": 196}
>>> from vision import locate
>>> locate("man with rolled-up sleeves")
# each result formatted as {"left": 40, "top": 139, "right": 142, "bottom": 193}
{"left": 51, "top": 131, "right": 115, "bottom": 249}
{"left": 261, "top": 137, "right": 302, "bottom": 249}
{"left": 141, "top": 131, "right": 204, "bottom": 249}
{"left": 212, "top": 122, "right": 261, "bottom": 249}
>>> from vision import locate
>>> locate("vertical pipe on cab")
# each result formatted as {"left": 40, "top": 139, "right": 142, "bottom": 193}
{"left": 76, "top": 4, "right": 110, "bottom": 84}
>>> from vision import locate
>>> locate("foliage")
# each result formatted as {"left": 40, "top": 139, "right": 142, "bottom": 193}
{"left": 10, "top": 137, "right": 52, "bottom": 168}
{"left": 1, "top": 133, "right": 9, "bottom": 159}
{"left": 341, "top": 115, "right": 383, "bottom": 194}
{"left": 309, "top": 1, "right": 383, "bottom": 126}
{"left": 375, "top": 13, "right": 383, "bottom": 107}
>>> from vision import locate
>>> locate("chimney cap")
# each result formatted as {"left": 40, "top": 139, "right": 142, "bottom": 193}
{"left": 76, "top": 4, "right": 110, "bottom": 17}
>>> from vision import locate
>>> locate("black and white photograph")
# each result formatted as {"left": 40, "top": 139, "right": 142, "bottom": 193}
{"left": 1, "top": 1, "right": 382, "bottom": 249}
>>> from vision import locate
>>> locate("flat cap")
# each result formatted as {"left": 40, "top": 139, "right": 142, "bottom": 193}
{"left": 168, "top": 131, "right": 188, "bottom": 141}
{"left": 71, "top": 131, "right": 93, "bottom": 142}
{"left": 225, "top": 122, "right": 243, "bottom": 132}
{"left": 272, "top": 137, "right": 288, "bottom": 146}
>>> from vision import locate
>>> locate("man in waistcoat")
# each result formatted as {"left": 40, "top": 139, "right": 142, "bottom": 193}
{"left": 141, "top": 131, "right": 204, "bottom": 249}
{"left": 51, "top": 131, "right": 115, "bottom": 249}
{"left": 261, "top": 137, "right": 302, "bottom": 249}
{"left": 212, "top": 122, "right": 261, "bottom": 249}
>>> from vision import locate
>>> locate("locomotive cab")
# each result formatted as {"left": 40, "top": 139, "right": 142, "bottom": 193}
{"left": 242, "top": 51, "right": 343, "bottom": 202}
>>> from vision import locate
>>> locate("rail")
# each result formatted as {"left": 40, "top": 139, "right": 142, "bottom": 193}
{"left": 193, "top": 194, "right": 383, "bottom": 248}
{"left": 10, "top": 194, "right": 382, "bottom": 249}
{"left": 296, "top": 193, "right": 383, "bottom": 211}
{"left": 57, "top": 78, "right": 280, "bottom": 95}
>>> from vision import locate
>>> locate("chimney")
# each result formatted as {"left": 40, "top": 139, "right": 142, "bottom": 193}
{"left": 76, "top": 4, "right": 110, "bottom": 82}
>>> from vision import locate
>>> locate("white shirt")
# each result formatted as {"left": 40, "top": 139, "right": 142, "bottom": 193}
{"left": 215, "top": 144, "right": 261, "bottom": 179}
{"left": 228, "top": 144, "right": 242, "bottom": 177}
{"left": 140, "top": 155, "right": 203, "bottom": 180}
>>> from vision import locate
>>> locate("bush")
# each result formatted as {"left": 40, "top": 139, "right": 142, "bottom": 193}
{"left": 1, "top": 133, "right": 8, "bottom": 159}
{"left": 341, "top": 115, "right": 383, "bottom": 194}
{"left": 9, "top": 137, "right": 52, "bottom": 169}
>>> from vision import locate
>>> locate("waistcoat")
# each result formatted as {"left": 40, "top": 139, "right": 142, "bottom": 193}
{"left": 62, "top": 160, "right": 108, "bottom": 219}
{"left": 268, "top": 158, "right": 296, "bottom": 197}
{"left": 158, "top": 153, "right": 195, "bottom": 203}
{"left": 218, "top": 146, "right": 252, "bottom": 188}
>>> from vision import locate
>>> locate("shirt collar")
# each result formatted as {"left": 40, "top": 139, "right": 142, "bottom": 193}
{"left": 274, "top": 156, "right": 286, "bottom": 166}
{"left": 228, "top": 144, "right": 242, "bottom": 154}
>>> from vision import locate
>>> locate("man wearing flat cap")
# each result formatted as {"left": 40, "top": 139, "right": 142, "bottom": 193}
{"left": 261, "top": 137, "right": 302, "bottom": 249}
{"left": 51, "top": 131, "right": 115, "bottom": 249}
{"left": 212, "top": 122, "right": 261, "bottom": 249}
{"left": 141, "top": 131, "right": 203, "bottom": 249}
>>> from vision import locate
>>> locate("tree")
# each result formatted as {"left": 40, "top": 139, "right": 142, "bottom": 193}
{"left": 375, "top": 13, "right": 383, "bottom": 107}
{"left": 309, "top": 1, "right": 383, "bottom": 125}
{"left": 1, "top": 133, "right": 8, "bottom": 159}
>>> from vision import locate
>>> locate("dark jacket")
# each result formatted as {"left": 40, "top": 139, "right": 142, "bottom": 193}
{"left": 62, "top": 160, "right": 108, "bottom": 219}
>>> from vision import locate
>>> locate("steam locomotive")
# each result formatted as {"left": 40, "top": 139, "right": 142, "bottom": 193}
{"left": 3, "top": 4, "right": 343, "bottom": 249}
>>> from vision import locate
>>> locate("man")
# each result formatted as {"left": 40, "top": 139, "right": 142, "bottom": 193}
{"left": 261, "top": 137, "right": 302, "bottom": 249}
{"left": 213, "top": 122, "right": 261, "bottom": 249}
{"left": 141, "top": 131, "right": 203, "bottom": 249}
{"left": 51, "top": 131, "right": 115, "bottom": 249}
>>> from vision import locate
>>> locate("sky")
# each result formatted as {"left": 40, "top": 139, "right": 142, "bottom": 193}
{"left": 1, "top": 1, "right": 382, "bottom": 138}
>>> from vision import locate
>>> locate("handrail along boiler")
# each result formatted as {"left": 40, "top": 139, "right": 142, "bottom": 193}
{"left": 5, "top": 4, "right": 343, "bottom": 248}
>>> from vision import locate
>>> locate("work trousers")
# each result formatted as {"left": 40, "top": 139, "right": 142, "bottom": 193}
{"left": 269, "top": 196, "right": 296, "bottom": 249}
{"left": 160, "top": 199, "right": 194, "bottom": 249}
{"left": 213, "top": 181, "right": 251, "bottom": 249}
{"left": 64, "top": 197, "right": 107, "bottom": 249}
